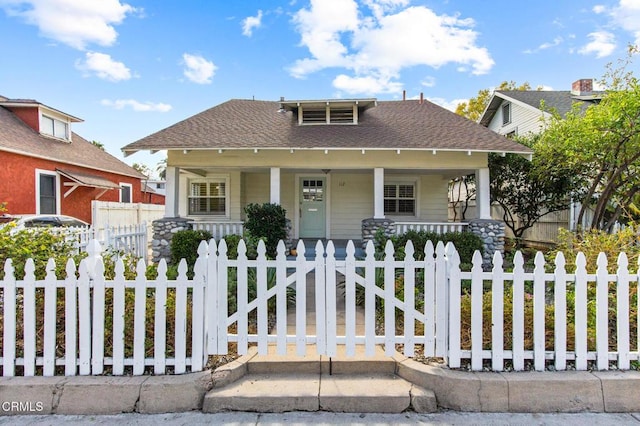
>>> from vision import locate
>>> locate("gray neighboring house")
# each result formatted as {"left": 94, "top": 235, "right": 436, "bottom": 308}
{"left": 477, "top": 79, "right": 604, "bottom": 243}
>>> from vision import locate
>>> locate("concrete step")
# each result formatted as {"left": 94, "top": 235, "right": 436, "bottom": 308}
{"left": 246, "top": 344, "right": 396, "bottom": 375}
{"left": 203, "top": 372, "right": 436, "bottom": 413}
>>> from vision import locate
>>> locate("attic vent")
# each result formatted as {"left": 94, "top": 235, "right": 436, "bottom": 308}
{"left": 300, "top": 105, "right": 357, "bottom": 125}
{"left": 329, "top": 107, "right": 354, "bottom": 123}
{"left": 302, "top": 108, "right": 326, "bottom": 124}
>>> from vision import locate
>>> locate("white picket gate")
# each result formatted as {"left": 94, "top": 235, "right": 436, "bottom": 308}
{"left": 2, "top": 238, "right": 639, "bottom": 377}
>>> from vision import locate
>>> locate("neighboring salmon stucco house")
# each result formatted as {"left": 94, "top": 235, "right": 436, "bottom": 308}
{"left": 122, "top": 97, "right": 532, "bottom": 263}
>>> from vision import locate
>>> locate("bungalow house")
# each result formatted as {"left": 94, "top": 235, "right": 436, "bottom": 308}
{"left": 122, "top": 96, "right": 532, "bottom": 262}
{"left": 0, "top": 95, "right": 150, "bottom": 224}
{"left": 478, "top": 79, "right": 603, "bottom": 241}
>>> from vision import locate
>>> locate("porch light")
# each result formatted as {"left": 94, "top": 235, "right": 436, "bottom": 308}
{"left": 467, "top": 150, "right": 472, "bottom": 156}
{"left": 290, "top": 148, "right": 294, "bottom": 153}
{"left": 362, "top": 149, "right": 365, "bottom": 154}
{"left": 396, "top": 149, "right": 400, "bottom": 154}
{"left": 324, "top": 149, "right": 328, "bottom": 154}
{"left": 183, "top": 150, "right": 189, "bottom": 154}
{"left": 432, "top": 149, "right": 437, "bottom": 155}
{"left": 254, "top": 148, "right": 259, "bottom": 154}
{"left": 218, "top": 149, "right": 223, "bottom": 154}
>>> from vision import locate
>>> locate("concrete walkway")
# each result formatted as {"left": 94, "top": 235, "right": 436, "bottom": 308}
{"left": 4, "top": 411, "right": 640, "bottom": 425}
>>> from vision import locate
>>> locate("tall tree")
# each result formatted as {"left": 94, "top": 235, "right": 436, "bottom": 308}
{"left": 489, "top": 135, "right": 576, "bottom": 247}
{"left": 132, "top": 163, "right": 152, "bottom": 178}
{"left": 535, "top": 45, "right": 640, "bottom": 231}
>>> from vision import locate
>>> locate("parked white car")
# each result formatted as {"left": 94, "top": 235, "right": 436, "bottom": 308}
{"left": 1, "top": 214, "right": 89, "bottom": 229}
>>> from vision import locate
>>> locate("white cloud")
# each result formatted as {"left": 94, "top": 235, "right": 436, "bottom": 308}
{"left": 333, "top": 73, "right": 403, "bottom": 94}
{"left": 427, "top": 97, "right": 468, "bottom": 112}
{"left": 523, "top": 36, "right": 563, "bottom": 54}
{"left": 578, "top": 31, "right": 616, "bottom": 58}
{"left": 421, "top": 76, "right": 436, "bottom": 88}
{"left": 75, "top": 52, "right": 132, "bottom": 81}
{"left": 609, "top": 0, "right": 640, "bottom": 45}
{"left": 593, "top": 5, "right": 606, "bottom": 14}
{"left": 242, "top": 10, "right": 263, "bottom": 37}
{"left": 101, "top": 99, "right": 172, "bottom": 112}
{"left": 288, "top": 0, "right": 494, "bottom": 95}
{"left": 182, "top": 53, "right": 217, "bottom": 84}
{"left": 0, "top": 0, "right": 137, "bottom": 50}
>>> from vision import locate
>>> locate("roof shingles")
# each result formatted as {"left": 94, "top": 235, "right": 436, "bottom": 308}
{"left": 122, "top": 99, "right": 532, "bottom": 154}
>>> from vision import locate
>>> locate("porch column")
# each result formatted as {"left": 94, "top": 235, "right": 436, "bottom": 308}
{"left": 164, "top": 166, "right": 179, "bottom": 217}
{"left": 374, "top": 167, "right": 385, "bottom": 219}
{"left": 475, "top": 167, "right": 491, "bottom": 219}
{"left": 270, "top": 167, "right": 281, "bottom": 205}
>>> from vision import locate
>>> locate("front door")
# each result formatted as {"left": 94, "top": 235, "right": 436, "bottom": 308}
{"left": 299, "top": 178, "right": 326, "bottom": 238}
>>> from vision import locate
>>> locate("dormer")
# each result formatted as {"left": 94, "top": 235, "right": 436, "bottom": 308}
{"left": 278, "top": 98, "right": 377, "bottom": 125}
{"left": 0, "top": 98, "right": 83, "bottom": 142}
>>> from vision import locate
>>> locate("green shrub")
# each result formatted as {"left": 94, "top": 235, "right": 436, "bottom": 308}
{"left": 170, "top": 229, "right": 213, "bottom": 268}
{"left": 374, "top": 229, "right": 483, "bottom": 265}
{"left": 243, "top": 203, "right": 287, "bottom": 258}
{"left": 222, "top": 233, "right": 262, "bottom": 260}
{"left": 549, "top": 226, "right": 640, "bottom": 272}
{"left": 0, "top": 224, "right": 85, "bottom": 279}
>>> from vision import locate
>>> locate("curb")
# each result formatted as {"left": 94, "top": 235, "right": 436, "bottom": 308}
{"left": 2, "top": 348, "right": 640, "bottom": 415}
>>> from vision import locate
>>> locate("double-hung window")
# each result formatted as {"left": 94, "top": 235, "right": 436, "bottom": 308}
{"left": 189, "top": 179, "right": 227, "bottom": 216}
{"left": 41, "top": 115, "right": 69, "bottom": 140}
{"left": 384, "top": 183, "right": 415, "bottom": 216}
{"left": 502, "top": 103, "right": 511, "bottom": 125}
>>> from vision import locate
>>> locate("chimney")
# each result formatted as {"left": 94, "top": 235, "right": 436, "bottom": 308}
{"left": 280, "top": 96, "right": 285, "bottom": 102}
{"left": 402, "top": 90, "right": 406, "bottom": 101}
{"left": 419, "top": 92, "right": 424, "bottom": 104}
{"left": 571, "top": 79, "right": 593, "bottom": 96}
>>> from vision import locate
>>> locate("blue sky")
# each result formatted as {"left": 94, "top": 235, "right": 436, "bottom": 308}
{"left": 1, "top": 0, "right": 639, "bottom": 176}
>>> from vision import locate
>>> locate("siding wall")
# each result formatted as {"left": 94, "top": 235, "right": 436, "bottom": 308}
{"left": 330, "top": 173, "right": 373, "bottom": 239}
{"left": 487, "top": 99, "right": 549, "bottom": 136}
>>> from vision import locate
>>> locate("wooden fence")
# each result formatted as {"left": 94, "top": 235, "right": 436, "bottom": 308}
{"left": 1, "top": 239, "right": 638, "bottom": 377}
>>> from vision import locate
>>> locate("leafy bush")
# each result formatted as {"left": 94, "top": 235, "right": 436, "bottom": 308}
{"left": 0, "top": 224, "right": 85, "bottom": 279}
{"left": 549, "top": 226, "right": 640, "bottom": 272}
{"left": 170, "top": 229, "right": 213, "bottom": 268}
{"left": 243, "top": 203, "right": 287, "bottom": 258}
{"left": 222, "top": 233, "right": 263, "bottom": 260}
{"left": 374, "top": 229, "right": 483, "bottom": 265}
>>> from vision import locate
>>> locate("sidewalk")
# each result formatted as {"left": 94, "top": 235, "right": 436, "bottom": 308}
{"left": 3, "top": 411, "right": 640, "bottom": 425}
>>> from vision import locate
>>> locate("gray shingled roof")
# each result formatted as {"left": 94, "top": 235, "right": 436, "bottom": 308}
{"left": 122, "top": 99, "right": 532, "bottom": 154}
{"left": 479, "top": 90, "right": 602, "bottom": 127}
{"left": 0, "top": 105, "right": 144, "bottom": 179}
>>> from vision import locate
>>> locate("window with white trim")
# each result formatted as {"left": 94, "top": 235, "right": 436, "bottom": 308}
{"left": 502, "top": 103, "right": 511, "bottom": 125}
{"left": 188, "top": 179, "right": 227, "bottom": 215}
{"left": 41, "top": 115, "right": 69, "bottom": 140}
{"left": 120, "top": 183, "right": 132, "bottom": 203}
{"left": 384, "top": 183, "right": 415, "bottom": 215}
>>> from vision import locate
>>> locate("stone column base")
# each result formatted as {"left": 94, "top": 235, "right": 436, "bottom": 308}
{"left": 151, "top": 218, "right": 193, "bottom": 264}
{"left": 361, "top": 218, "right": 395, "bottom": 249}
{"left": 467, "top": 219, "right": 505, "bottom": 268}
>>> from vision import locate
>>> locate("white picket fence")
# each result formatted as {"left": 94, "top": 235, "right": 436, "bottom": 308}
{"left": 1, "top": 238, "right": 639, "bottom": 377}
{"left": 46, "top": 223, "right": 147, "bottom": 258}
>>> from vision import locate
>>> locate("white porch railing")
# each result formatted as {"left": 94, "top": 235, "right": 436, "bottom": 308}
{"left": 394, "top": 221, "right": 468, "bottom": 234}
{"left": 191, "top": 221, "right": 244, "bottom": 240}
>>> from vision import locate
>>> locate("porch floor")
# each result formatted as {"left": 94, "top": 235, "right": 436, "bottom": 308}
{"left": 291, "top": 239, "right": 366, "bottom": 261}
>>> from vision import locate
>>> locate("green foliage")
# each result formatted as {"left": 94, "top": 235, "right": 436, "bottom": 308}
{"left": 489, "top": 136, "right": 577, "bottom": 247}
{"left": 222, "top": 233, "right": 262, "bottom": 260}
{"left": 170, "top": 229, "right": 213, "bottom": 268}
{"left": 374, "top": 229, "right": 483, "bottom": 265}
{"left": 243, "top": 203, "right": 287, "bottom": 258}
{"left": 0, "top": 224, "right": 86, "bottom": 279}
{"left": 535, "top": 46, "right": 640, "bottom": 231}
{"left": 549, "top": 227, "right": 640, "bottom": 272}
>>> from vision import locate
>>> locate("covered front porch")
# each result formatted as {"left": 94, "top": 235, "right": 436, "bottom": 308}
{"left": 163, "top": 161, "right": 491, "bottom": 242}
